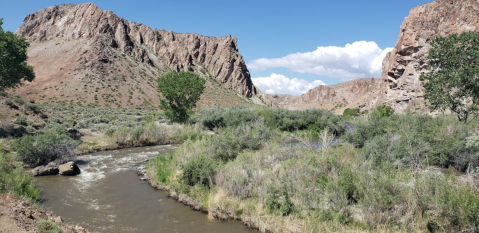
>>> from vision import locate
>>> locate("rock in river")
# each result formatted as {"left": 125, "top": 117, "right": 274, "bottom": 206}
{"left": 31, "top": 163, "right": 59, "bottom": 176}
{"left": 59, "top": 162, "right": 81, "bottom": 176}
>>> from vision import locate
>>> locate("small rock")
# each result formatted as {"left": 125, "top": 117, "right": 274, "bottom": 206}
{"left": 59, "top": 162, "right": 81, "bottom": 176}
{"left": 53, "top": 216, "right": 63, "bottom": 223}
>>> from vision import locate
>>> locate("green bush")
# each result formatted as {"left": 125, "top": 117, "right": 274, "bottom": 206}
{"left": 15, "top": 114, "right": 28, "bottom": 126}
{"left": 342, "top": 108, "right": 360, "bottom": 119}
{"left": 24, "top": 102, "right": 40, "bottom": 113}
{"left": 35, "top": 220, "right": 63, "bottom": 233}
{"left": 195, "top": 105, "right": 257, "bottom": 129}
{"left": 349, "top": 112, "right": 478, "bottom": 170}
{"left": 195, "top": 106, "right": 345, "bottom": 135}
{"left": 12, "top": 129, "right": 79, "bottom": 166}
{"left": 374, "top": 105, "right": 394, "bottom": 117}
{"left": 212, "top": 120, "right": 274, "bottom": 162}
{"left": 11, "top": 95, "right": 25, "bottom": 105}
{"left": 181, "top": 153, "right": 218, "bottom": 187}
{"left": 265, "top": 186, "right": 293, "bottom": 216}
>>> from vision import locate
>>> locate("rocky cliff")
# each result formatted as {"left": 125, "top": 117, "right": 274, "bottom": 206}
{"left": 264, "top": 78, "right": 381, "bottom": 114}
{"left": 379, "top": 0, "right": 479, "bottom": 112}
{"left": 13, "top": 3, "right": 258, "bottom": 108}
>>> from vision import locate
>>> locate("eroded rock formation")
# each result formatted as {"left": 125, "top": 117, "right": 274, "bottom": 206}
{"left": 14, "top": 3, "right": 257, "bottom": 108}
{"left": 379, "top": 0, "right": 479, "bottom": 112}
{"left": 263, "top": 78, "right": 381, "bottom": 114}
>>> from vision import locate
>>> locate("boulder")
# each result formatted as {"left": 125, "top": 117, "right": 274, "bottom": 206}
{"left": 58, "top": 162, "right": 81, "bottom": 176}
{"left": 31, "top": 163, "right": 59, "bottom": 176}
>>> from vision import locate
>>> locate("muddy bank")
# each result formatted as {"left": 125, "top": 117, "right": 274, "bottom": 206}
{"left": 138, "top": 167, "right": 248, "bottom": 224}
{"left": 0, "top": 194, "right": 90, "bottom": 233}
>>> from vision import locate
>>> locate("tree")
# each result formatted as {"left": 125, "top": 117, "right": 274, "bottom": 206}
{"left": 420, "top": 32, "right": 479, "bottom": 123}
{"left": 157, "top": 71, "right": 205, "bottom": 123}
{"left": 0, "top": 19, "right": 35, "bottom": 91}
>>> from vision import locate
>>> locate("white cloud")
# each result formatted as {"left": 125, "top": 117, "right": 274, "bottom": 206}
{"left": 247, "top": 41, "right": 393, "bottom": 80}
{"left": 252, "top": 73, "right": 326, "bottom": 96}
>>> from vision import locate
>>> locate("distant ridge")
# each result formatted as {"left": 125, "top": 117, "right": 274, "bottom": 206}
{"left": 263, "top": 78, "right": 381, "bottom": 114}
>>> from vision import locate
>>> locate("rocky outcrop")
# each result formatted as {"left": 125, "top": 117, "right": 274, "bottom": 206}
{"left": 264, "top": 78, "right": 381, "bottom": 114}
{"left": 13, "top": 3, "right": 257, "bottom": 108}
{"left": 379, "top": 0, "right": 479, "bottom": 112}
{"left": 59, "top": 162, "right": 80, "bottom": 176}
{"left": 31, "top": 162, "right": 59, "bottom": 176}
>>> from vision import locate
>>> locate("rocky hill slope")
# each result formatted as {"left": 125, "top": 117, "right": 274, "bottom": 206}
{"left": 263, "top": 78, "right": 381, "bottom": 114}
{"left": 12, "top": 3, "right": 260, "bottom": 108}
{"left": 379, "top": 0, "right": 479, "bottom": 112}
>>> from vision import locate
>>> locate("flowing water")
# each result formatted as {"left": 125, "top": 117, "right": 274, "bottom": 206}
{"left": 35, "top": 145, "right": 255, "bottom": 233}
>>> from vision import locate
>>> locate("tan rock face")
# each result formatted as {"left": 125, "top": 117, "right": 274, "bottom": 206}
{"left": 379, "top": 0, "right": 479, "bottom": 112}
{"left": 13, "top": 3, "right": 256, "bottom": 108}
{"left": 263, "top": 78, "right": 381, "bottom": 114}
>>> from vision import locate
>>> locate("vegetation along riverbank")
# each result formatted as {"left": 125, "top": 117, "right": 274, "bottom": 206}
{"left": 146, "top": 106, "right": 479, "bottom": 232}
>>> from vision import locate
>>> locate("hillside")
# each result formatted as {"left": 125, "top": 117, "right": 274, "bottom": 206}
{"left": 263, "top": 78, "right": 381, "bottom": 114}
{"left": 11, "top": 3, "right": 261, "bottom": 109}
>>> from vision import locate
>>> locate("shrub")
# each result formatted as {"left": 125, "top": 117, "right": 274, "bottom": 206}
{"left": 12, "top": 130, "right": 79, "bottom": 166}
{"left": 35, "top": 220, "right": 63, "bottom": 233}
{"left": 195, "top": 106, "right": 345, "bottom": 135}
{"left": 11, "top": 95, "right": 25, "bottom": 105}
{"left": 113, "top": 127, "right": 130, "bottom": 146}
{"left": 24, "top": 102, "right": 40, "bottom": 113}
{"left": 212, "top": 120, "right": 274, "bottom": 162}
{"left": 15, "top": 114, "right": 28, "bottom": 126}
{"left": 349, "top": 112, "right": 479, "bottom": 170}
{"left": 374, "top": 105, "right": 394, "bottom": 117}
{"left": 265, "top": 186, "right": 294, "bottom": 216}
{"left": 342, "top": 108, "right": 360, "bottom": 119}
{"left": 181, "top": 153, "right": 218, "bottom": 187}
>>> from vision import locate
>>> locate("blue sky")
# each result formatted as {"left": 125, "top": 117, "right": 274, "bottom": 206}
{"left": 0, "top": 0, "right": 432, "bottom": 95}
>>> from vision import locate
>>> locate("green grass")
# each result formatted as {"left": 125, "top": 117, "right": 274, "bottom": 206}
{"left": 0, "top": 152, "right": 39, "bottom": 201}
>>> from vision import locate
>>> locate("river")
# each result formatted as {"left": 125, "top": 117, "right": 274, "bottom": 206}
{"left": 34, "top": 145, "right": 255, "bottom": 233}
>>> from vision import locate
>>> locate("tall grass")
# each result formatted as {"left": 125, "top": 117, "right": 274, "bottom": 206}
{"left": 0, "top": 152, "right": 39, "bottom": 201}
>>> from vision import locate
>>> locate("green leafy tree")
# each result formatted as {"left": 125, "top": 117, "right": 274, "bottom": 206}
{"left": 420, "top": 32, "right": 479, "bottom": 123}
{"left": 0, "top": 19, "right": 35, "bottom": 91}
{"left": 157, "top": 71, "right": 205, "bottom": 123}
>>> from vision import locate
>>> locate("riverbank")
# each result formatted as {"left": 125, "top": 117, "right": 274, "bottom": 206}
{"left": 0, "top": 194, "right": 90, "bottom": 233}
{"left": 144, "top": 107, "right": 479, "bottom": 232}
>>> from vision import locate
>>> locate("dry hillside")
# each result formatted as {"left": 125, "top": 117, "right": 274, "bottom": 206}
{"left": 11, "top": 3, "right": 262, "bottom": 109}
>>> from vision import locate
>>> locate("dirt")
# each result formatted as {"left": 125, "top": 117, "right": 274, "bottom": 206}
{"left": 0, "top": 194, "right": 91, "bottom": 233}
